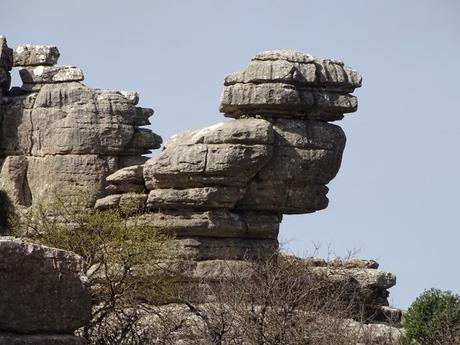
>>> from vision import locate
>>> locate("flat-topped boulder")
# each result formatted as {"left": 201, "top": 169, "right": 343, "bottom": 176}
{"left": 220, "top": 50, "right": 362, "bottom": 120}
{"left": 19, "top": 65, "right": 84, "bottom": 84}
{"left": 13, "top": 44, "right": 60, "bottom": 66}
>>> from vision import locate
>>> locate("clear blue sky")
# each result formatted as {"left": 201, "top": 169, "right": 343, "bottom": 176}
{"left": 2, "top": 0, "right": 459, "bottom": 309}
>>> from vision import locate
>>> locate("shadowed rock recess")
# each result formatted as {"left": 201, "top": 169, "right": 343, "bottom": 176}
{"left": 96, "top": 50, "right": 400, "bottom": 324}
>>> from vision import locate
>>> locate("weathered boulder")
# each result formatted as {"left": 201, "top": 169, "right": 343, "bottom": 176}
{"left": 220, "top": 50, "right": 362, "bottom": 120}
{"left": 13, "top": 45, "right": 60, "bottom": 66}
{"left": 0, "top": 237, "right": 91, "bottom": 333}
{"left": 144, "top": 119, "right": 274, "bottom": 190}
{"left": 19, "top": 65, "right": 84, "bottom": 84}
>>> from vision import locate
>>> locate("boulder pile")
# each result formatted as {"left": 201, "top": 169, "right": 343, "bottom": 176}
{"left": 0, "top": 237, "right": 91, "bottom": 345}
{"left": 0, "top": 36, "right": 162, "bottom": 208}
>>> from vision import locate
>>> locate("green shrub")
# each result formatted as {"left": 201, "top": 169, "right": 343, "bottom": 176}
{"left": 403, "top": 288, "right": 460, "bottom": 345}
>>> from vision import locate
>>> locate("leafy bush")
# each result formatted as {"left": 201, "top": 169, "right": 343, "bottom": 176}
{"left": 403, "top": 288, "right": 460, "bottom": 345}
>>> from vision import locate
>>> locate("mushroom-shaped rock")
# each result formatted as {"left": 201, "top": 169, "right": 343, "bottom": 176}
{"left": 220, "top": 50, "right": 362, "bottom": 121}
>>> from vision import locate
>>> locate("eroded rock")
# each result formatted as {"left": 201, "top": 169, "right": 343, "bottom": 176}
{"left": 13, "top": 45, "right": 60, "bottom": 66}
{"left": 0, "top": 237, "right": 91, "bottom": 333}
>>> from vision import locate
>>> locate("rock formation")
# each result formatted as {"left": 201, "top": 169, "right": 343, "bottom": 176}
{"left": 96, "top": 50, "right": 357, "bottom": 262}
{"left": 0, "top": 36, "right": 161, "bottom": 209}
{"left": 0, "top": 35, "right": 402, "bottom": 342}
{"left": 94, "top": 50, "right": 399, "bottom": 323}
{"left": 0, "top": 237, "right": 91, "bottom": 344}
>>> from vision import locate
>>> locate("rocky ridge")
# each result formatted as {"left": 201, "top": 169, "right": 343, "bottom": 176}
{"left": 0, "top": 37, "right": 161, "bottom": 209}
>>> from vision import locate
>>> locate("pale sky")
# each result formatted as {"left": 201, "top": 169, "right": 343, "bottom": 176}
{"left": 2, "top": 0, "right": 460, "bottom": 309}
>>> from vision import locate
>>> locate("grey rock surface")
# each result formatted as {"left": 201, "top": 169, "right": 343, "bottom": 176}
{"left": 13, "top": 45, "right": 60, "bottom": 66}
{"left": 100, "top": 50, "right": 360, "bottom": 266}
{"left": 172, "top": 237, "right": 278, "bottom": 260}
{"left": 19, "top": 65, "right": 84, "bottom": 84}
{"left": 0, "top": 334, "right": 86, "bottom": 345}
{"left": 106, "top": 165, "right": 144, "bottom": 185}
{"left": 147, "top": 187, "right": 245, "bottom": 209}
{"left": 130, "top": 210, "right": 280, "bottom": 239}
{"left": 0, "top": 69, "right": 161, "bottom": 207}
{"left": 220, "top": 50, "right": 361, "bottom": 120}
{"left": 0, "top": 237, "right": 91, "bottom": 333}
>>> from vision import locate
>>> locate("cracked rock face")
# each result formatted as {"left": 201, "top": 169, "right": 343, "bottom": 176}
{"left": 0, "top": 38, "right": 162, "bottom": 208}
{"left": 0, "top": 237, "right": 91, "bottom": 334}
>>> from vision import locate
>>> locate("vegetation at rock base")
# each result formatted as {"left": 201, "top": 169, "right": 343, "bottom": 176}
{"left": 11, "top": 189, "right": 177, "bottom": 344}
{"left": 403, "top": 288, "right": 460, "bottom": 345}
{"left": 9, "top": 189, "right": 404, "bottom": 345}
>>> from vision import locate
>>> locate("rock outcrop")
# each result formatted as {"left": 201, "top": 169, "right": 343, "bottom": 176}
{"left": 93, "top": 50, "right": 398, "bottom": 322}
{"left": 0, "top": 237, "right": 91, "bottom": 344}
{"left": 96, "top": 50, "right": 357, "bottom": 261}
{"left": 0, "top": 37, "right": 161, "bottom": 208}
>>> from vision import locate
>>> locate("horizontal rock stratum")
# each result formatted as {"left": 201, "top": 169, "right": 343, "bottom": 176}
{"left": 0, "top": 37, "right": 162, "bottom": 208}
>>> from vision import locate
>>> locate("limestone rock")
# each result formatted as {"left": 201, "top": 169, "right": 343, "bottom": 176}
{"left": 120, "top": 90, "right": 139, "bottom": 105}
{"left": 0, "top": 36, "right": 13, "bottom": 70}
{"left": 0, "top": 73, "right": 160, "bottom": 207}
{"left": 130, "top": 210, "right": 279, "bottom": 239}
{"left": 13, "top": 45, "right": 60, "bottom": 66}
{"left": 106, "top": 165, "right": 144, "bottom": 185}
{"left": 105, "top": 183, "right": 145, "bottom": 194}
{"left": 0, "top": 237, "right": 91, "bottom": 333}
{"left": 186, "top": 259, "right": 253, "bottom": 281}
{"left": 0, "top": 156, "right": 31, "bottom": 206}
{"left": 311, "top": 266, "right": 397, "bottom": 289}
{"left": 94, "top": 192, "right": 147, "bottom": 213}
{"left": 0, "top": 37, "right": 161, "bottom": 209}
{"left": 172, "top": 237, "right": 278, "bottom": 260}
{"left": 220, "top": 50, "right": 361, "bottom": 120}
{"left": 220, "top": 83, "right": 357, "bottom": 120}
{"left": 19, "top": 65, "right": 84, "bottom": 84}
{"left": 94, "top": 194, "right": 121, "bottom": 210}
{"left": 0, "top": 334, "right": 86, "bottom": 345}
{"left": 147, "top": 187, "right": 245, "bottom": 209}
{"left": 145, "top": 142, "right": 272, "bottom": 189}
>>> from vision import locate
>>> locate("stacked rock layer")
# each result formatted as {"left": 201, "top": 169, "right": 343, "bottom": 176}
{"left": 96, "top": 50, "right": 398, "bottom": 322}
{"left": 0, "top": 237, "right": 91, "bottom": 345}
{"left": 97, "top": 50, "right": 358, "bottom": 262}
{"left": 0, "top": 37, "right": 161, "bottom": 209}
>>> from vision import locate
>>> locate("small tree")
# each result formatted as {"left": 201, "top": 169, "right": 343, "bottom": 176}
{"left": 11, "top": 189, "right": 177, "bottom": 345}
{"left": 403, "top": 288, "right": 460, "bottom": 345}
